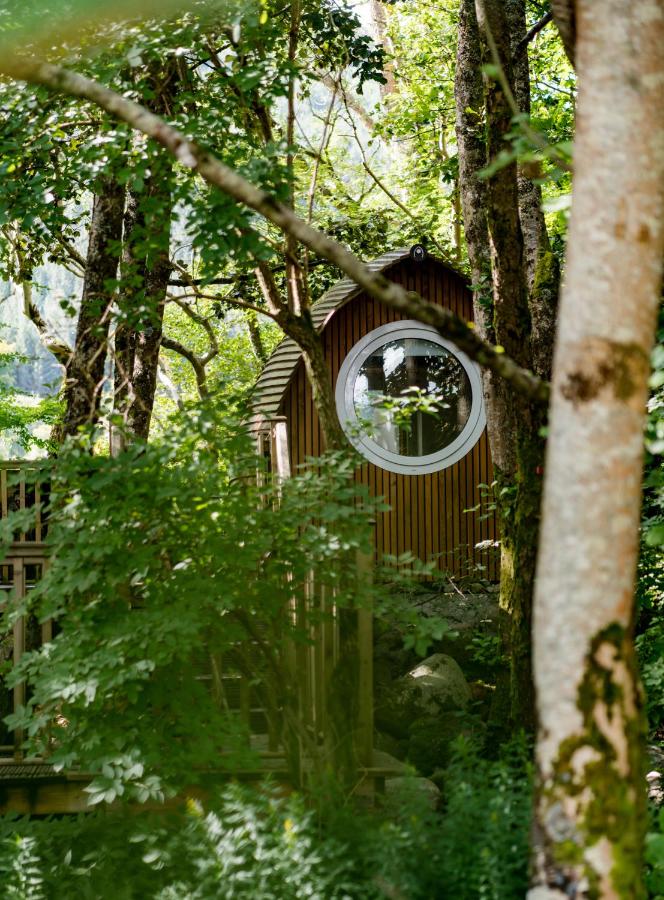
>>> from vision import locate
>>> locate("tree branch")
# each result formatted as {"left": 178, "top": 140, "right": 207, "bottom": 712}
{"left": 339, "top": 81, "right": 451, "bottom": 260}
{"left": 321, "top": 73, "right": 375, "bottom": 132}
{"left": 160, "top": 334, "right": 208, "bottom": 397}
{"left": 167, "top": 294, "right": 220, "bottom": 364}
{"left": 550, "top": 0, "right": 575, "bottom": 67}
{"left": 20, "top": 282, "right": 71, "bottom": 367}
{"left": 476, "top": 0, "right": 572, "bottom": 172}
{"left": 169, "top": 257, "right": 330, "bottom": 287}
{"left": 514, "top": 11, "right": 553, "bottom": 58}
{"left": 54, "top": 233, "right": 87, "bottom": 273}
{"left": 254, "top": 261, "right": 286, "bottom": 319}
{"left": 2, "top": 56, "right": 549, "bottom": 404}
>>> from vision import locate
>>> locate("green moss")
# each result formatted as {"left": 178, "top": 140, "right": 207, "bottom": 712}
{"left": 492, "top": 415, "right": 543, "bottom": 732}
{"left": 532, "top": 249, "right": 559, "bottom": 301}
{"left": 544, "top": 623, "right": 647, "bottom": 898}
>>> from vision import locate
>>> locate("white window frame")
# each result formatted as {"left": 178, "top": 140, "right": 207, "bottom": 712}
{"left": 335, "top": 320, "right": 486, "bottom": 475}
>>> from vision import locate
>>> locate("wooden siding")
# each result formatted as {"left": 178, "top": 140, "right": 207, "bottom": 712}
{"left": 279, "top": 258, "right": 498, "bottom": 579}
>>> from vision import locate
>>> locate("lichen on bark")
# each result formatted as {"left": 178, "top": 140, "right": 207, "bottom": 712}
{"left": 536, "top": 623, "right": 647, "bottom": 899}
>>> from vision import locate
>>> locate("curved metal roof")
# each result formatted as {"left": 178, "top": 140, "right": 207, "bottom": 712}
{"left": 250, "top": 247, "right": 466, "bottom": 427}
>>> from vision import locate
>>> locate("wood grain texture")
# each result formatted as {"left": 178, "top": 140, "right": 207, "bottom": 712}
{"left": 279, "top": 258, "right": 498, "bottom": 578}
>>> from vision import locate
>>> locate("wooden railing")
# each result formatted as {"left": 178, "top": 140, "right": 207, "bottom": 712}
{"left": 253, "top": 417, "right": 375, "bottom": 783}
{"left": 0, "top": 463, "right": 50, "bottom": 761}
{"left": 0, "top": 462, "right": 48, "bottom": 546}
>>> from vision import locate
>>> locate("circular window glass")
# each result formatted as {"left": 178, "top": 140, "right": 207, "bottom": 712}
{"left": 336, "top": 322, "right": 485, "bottom": 475}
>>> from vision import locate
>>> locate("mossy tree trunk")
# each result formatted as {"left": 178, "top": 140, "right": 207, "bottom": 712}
{"left": 455, "top": 0, "right": 558, "bottom": 730}
{"left": 530, "top": 3, "right": 664, "bottom": 895}
{"left": 53, "top": 175, "right": 125, "bottom": 446}
{"left": 111, "top": 62, "right": 177, "bottom": 449}
{"left": 123, "top": 163, "right": 174, "bottom": 441}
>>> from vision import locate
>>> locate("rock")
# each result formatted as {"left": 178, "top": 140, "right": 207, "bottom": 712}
{"left": 405, "top": 654, "right": 472, "bottom": 713}
{"left": 416, "top": 591, "right": 504, "bottom": 678}
{"left": 374, "top": 730, "right": 408, "bottom": 761}
{"left": 406, "top": 714, "right": 474, "bottom": 775}
{"left": 375, "top": 654, "right": 471, "bottom": 739}
{"left": 649, "top": 744, "right": 664, "bottom": 770}
{"left": 384, "top": 775, "right": 441, "bottom": 810}
{"left": 648, "top": 771, "right": 664, "bottom": 805}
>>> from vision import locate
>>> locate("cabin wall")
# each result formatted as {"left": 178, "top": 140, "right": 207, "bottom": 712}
{"left": 279, "top": 259, "right": 498, "bottom": 579}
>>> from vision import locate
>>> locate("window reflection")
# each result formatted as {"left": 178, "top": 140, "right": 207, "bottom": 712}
{"left": 353, "top": 338, "right": 472, "bottom": 456}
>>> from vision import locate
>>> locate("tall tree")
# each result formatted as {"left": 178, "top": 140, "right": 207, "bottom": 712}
{"left": 454, "top": 0, "right": 559, "bottom": 728}
{"left": 531, "top": 2, "right": 664, "bottom": 895}
{"left": 111, "top": 62, "right": 177, "bottom": 449}
{"left": 52, "top": 176, "right": 124, "bottom": 444}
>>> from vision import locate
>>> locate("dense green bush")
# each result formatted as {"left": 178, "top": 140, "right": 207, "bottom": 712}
{"left": 0, "top": 737, "right": 532, "bottom": 899}
{"left": 636, "top": 544, "right": 664, "bottom": 730}
{"left": 0, "top": 404, "right": 384, "bottom": 799}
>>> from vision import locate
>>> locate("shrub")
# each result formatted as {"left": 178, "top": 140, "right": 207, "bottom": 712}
{"left": 0, "top": 739, "right": 533, "bottom": 900}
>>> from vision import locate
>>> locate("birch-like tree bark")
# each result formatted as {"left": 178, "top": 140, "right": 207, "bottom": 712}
{"left": 531, "top": 3, "right": 664, "bottom": 896}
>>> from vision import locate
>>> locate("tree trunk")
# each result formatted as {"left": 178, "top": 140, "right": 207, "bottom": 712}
{"left": 369, "top": 0, "right": 397, "bottom": 96}
{"left": 479, "top": 0, "right": 541, "bottom": 731}
{"left": 124, "top": 168, "right": 173, "bottom": 440}
{"left": 53, "top": 176, "right": 124, "bottom": 445}
{"left": 454, "top": 0, "right": 548, "bottom": 729}
{"left": 286, "top": 313, "right": 345, "bottom": 450}
{"left": 110, "top": 186, "right": 142, "bottom": 455}
{"left": 111, "top": 62, "right": 177, "bottom": 448}
{"left": 530, "top": 4, "right": 664, "bottom": 896}
{"left": 506, "top": 0, "right": 559, "bottom": 383}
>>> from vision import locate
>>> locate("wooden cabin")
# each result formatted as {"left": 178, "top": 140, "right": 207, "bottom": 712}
{"left": 252, "top": 246, "right": 498, "bottom": 578}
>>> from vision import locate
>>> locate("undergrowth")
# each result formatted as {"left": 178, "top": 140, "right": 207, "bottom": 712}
{"left": 0, "top": 736, "right": 532, "bottom": 900}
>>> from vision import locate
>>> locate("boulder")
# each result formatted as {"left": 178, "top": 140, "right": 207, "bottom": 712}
{"left": 404, "top": 654, "right": 472, "bottom": 714}
{"left": 408, "top": 590, "right": 504, "bottom": 678}
{"left": 374, "top": 729, "right": 408, "bottom": 762}
{"left": 375, "top": 653, "right": 471, "bottom": 739}
{"left": 384, "top": 775, "right": 441, "bottom": 810}
{"left": 648, "top": 745, "right": 664, "bottom": 804}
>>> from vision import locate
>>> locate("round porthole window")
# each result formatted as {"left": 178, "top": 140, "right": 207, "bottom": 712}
{"left": 335, "top": 321, "right": 486, "bottom": 475}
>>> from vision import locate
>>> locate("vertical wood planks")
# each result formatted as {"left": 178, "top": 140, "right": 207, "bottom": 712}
{"left": 277, "top": 258, "right": 499, "bottom": 579}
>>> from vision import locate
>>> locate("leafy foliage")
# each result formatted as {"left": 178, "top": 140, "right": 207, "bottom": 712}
{"left": 1, "top": 404, "right": 380, "bottom": 799}
{"left": 0, "top": 737, "right": 532, "bottom": 899}
{"left": 0, "top": 349, "right": 61, "bottom": 453}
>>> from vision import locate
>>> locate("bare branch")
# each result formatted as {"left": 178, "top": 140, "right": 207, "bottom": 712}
{"left": 339, "top": 82, "right": 451, "bottom": 260}
{"left": 19, "top": 282, "right": 71, "bottom": 367}
{"left": 2, "top": 56, "right": 549, "bottom": 404}
{"left": 160, "top": 334, "right": 208, "bottom": 397}
{"left": 514, "top": 11, "right": 553, "bottom": 58}
{"left": 168, "top": 295, "right": 219, "bottom": 357}
{"left": 321, "top": 73, "right": 375, "bottom": 132}
{"left": 307, "top": 76, "right": 339, "bottom": 224}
